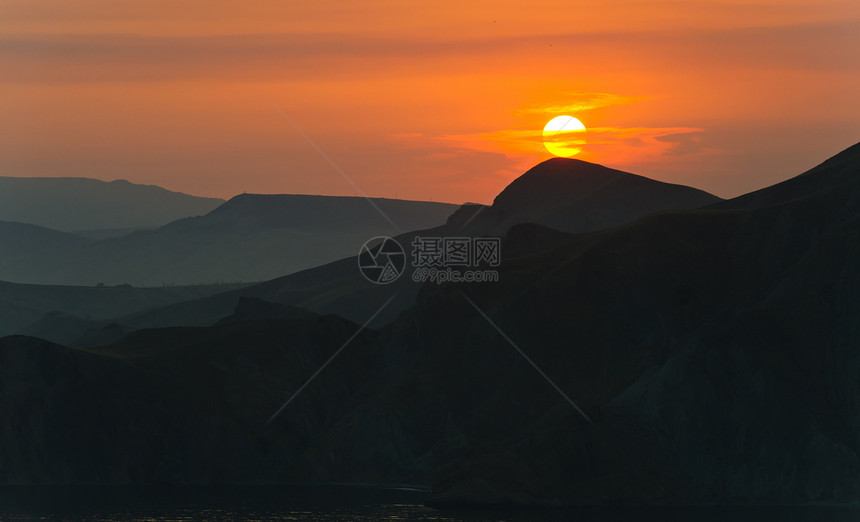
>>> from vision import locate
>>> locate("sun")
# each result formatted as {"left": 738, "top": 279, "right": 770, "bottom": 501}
{"left": 543, "top": 115, "right": 586, "bottom": 157}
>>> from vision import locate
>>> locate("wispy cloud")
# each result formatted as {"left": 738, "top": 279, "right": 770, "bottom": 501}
{"left": 579, "top": 126, "right": 707, "bottom": 164}
{"left": 412, "top": 90, "right": 705, "bottom": 163}
{"left": 515, "top": 92, "right": 643, "bottom": 115}
{"left": 426, "top": 125, "right": 706, "bottom": 165}
{"left": 3, "top": 18, "right": 857, "bottom": 84}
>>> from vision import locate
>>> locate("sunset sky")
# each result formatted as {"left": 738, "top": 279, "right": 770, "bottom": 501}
{"left": 1, "top": 0, "right": 859, "bottom": 204}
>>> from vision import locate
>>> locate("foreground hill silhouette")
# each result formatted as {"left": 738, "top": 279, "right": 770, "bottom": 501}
{"left": 0, "top": 176, "right": 223, "bottom": 232}
{"left": 1, "top": 143, "right": 858, "bottom": 506}
{"left": 420, "top": 141, "right": 860, "bottom": 505}
{"left": 0, "top": 195, "right": 458, "bottom": 286}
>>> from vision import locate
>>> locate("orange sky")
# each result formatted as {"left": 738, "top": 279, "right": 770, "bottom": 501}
{"left": 1, "top": 0, "right": 859, "bottom": 204}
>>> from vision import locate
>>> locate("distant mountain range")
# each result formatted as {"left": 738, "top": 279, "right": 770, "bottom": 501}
{"left": 3, "top": 143, "right": 858, "bottom": 506}
{"left": 0, "top": 163, "right": 712, "bottom": 290}
{"left": 42, "top": 160, "right": 719, "bottom": 336}
{"left": 0, "top": 194, "right": 459, "bottom": 286}
{"left": 0, "top": 176, "right": 224, "bottom": 231}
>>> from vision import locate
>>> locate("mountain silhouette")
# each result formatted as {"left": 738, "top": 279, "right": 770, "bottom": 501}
{"left": 459, "top": 158, "right": 720, "bottom": 235}
{"left": 0, "top": 313, "right": 381, "bottom": 484}
{"left": 82, "top": 160, "right": 721, "bottom": 332}
{"left": 2, "top": 143, "right": 858, "bottom": 506}
{"left": 419, "top": 142, "right": 860, "bottom": 505}
{"left": 0, "top": 176, "right": 223, "bottom": 232}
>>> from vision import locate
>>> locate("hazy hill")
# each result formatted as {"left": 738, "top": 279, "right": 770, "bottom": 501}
{"left": 0, "top": 221, "right": 92, "bottom": 262}
{"left": 1, "top": 143, "right": 858, "bottom": 506}
{"left": 0, "top": 176, "right": 224, "bottom": 231}
{"left": 0, "top": 280, "right": 249, "bottom": 340}
{"left": 194, "top": 193, "right": 457, "bottom": 234}
{"left": 0, "top": 194, "right": 459, "bottom": 286}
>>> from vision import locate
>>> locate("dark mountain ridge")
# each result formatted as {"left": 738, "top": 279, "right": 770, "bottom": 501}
{"left": 417, "top": 143, "right": 860, "bottom": 504}
{"left": 713, "top": 140, "right": 860, "bottom": 211}
{"left": 2, "top": 143, "right": 858, "bottom": 506}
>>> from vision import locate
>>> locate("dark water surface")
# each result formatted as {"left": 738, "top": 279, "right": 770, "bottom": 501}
{"left": 0, "top": 486, "right": 858, "bottom": 521}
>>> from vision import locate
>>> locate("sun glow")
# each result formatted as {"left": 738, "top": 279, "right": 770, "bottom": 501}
{"left": 543, "top": 115, "right": 586, "bottom": 157}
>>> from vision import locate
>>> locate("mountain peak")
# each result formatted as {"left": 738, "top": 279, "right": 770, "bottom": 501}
{"left": 450, "top": 158, "right": 720, "bottom": 236}
{"left": 531, "top": 156, "right": 606, "bottom": 169}
{"left": 508, "top": 157, "right": 619, "bottom": 182}
{"left": 493, "top": 158, "right": 717, "bottom": 215}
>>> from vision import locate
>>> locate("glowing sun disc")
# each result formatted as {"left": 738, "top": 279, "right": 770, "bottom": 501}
{"left": 543, "top": 115, "right": 586, "bottom": 157}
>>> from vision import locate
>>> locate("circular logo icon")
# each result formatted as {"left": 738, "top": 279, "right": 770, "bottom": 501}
{"left": 357, "top": 236, "right": 406, "bottom": 284}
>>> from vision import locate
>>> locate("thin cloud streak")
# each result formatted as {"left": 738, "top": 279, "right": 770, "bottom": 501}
{"left": 1, "top": 19, "right": 858, "bottom": 83}
{"left": 515, "top": 92, "right": 644, "bottom": 115}
{"left": 431, "top": 126, "right": 706, "bottom": 164}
